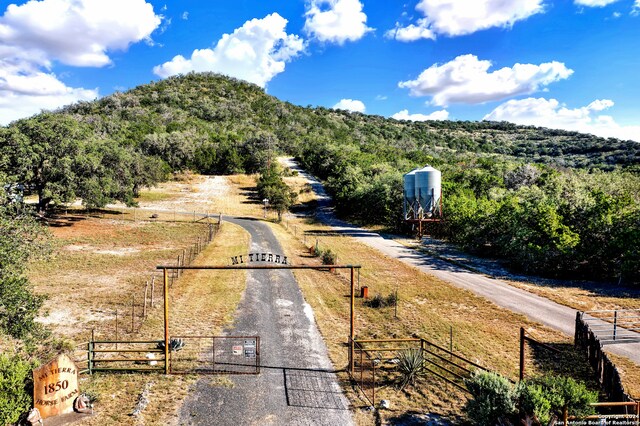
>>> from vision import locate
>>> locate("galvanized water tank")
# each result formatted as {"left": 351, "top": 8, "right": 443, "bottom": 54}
{"left": 414, "top": 165, "right": 441, "bottom": 214}
{"left": 403, "top": 168, "right": 418, "bottom": 202}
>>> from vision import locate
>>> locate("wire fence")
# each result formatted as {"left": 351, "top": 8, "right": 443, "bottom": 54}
{"left": 74, "top": 211, "right": 220, "bottom": 369}
{"left": 63, "top": 205, "right": 222, "bottom": 224}
{"left": 120, "top": 222, "right": 219, "bottom": 337}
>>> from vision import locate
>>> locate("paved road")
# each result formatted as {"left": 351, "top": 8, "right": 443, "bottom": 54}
{"left": 178, "top": 217, "right": 353, "bottom": 426}
{"left": 281, "top": 158, "right": 640, "bottom": 365}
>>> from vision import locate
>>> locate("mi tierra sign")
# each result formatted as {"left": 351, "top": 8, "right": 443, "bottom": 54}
{"left": 230, "top": 252, "right": 288, "bottom": 265}
{"left": 32, "top": 354, "right": 79, "bottom": 420}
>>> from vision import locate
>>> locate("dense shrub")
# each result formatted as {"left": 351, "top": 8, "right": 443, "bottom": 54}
{"left": 364, "top": 292, "right": 398, "bottom": 309}
{"left": 519, "top": 376, "right": 597, "bottom": 423}
{"left": 465, "top": 372, "right": 598, "bottom": 425}
{"left": 0, "top": 206, "right": 50, "bottom": 339}
{"left": 321, "top": 249, "right": 337, "bottom": 265}
{"left": 464, "top": 371, "right": 518, "bottom": 426}
{"left": 0, "top": 353, "right": 33, "bottom": 425}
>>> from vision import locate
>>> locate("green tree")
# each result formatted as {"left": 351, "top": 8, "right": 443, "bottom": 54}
{"left": 0, "top": 205, "right": 49, "bottom": 338}
{"left": 256, "top": 164, "right": 297, "bottom": 221}
{"left": 2, "top": 113, "right": 89, "bottom": 212}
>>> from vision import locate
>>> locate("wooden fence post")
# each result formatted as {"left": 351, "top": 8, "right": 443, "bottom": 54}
{"left": 131, "top": 295, "right": 135, "bottom": 333}
{"left": 115, "top": 309, "right": 118, "bottom": 349}
{"left": 143, "top": 281, "right": 149, "bottom": 318}
{"left": 150, "top": 276, "right": 155, "bottom": 308}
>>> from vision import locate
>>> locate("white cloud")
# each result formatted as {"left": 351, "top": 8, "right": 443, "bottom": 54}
{"left": 574, "top": 0, "right": 620, "bottom": 6}
{"left": 392, "top": 109, "right": 449, "bottom": 121}
{"left": 386, "top": 0, "right": 544, "bottom": 41}
{"left": 333, "top": 98, "right": 365, "bottom": 113}
{"left": 0, "top": 0, "right": 160, "bottom": 124}
{"left": 304, "top": 0, "right": 372, "bottom": 44}
{"left": 0, "top": 0, "right": 162, "bottom": 67}
{"left": 386, "top": 20, "right": 435, "bottom": 42}
{"left": 0, "top": 60, "right": 97, "bottom": 124}
{"left": 375, "top": 95, "right": 387, "bottom": 101}
{"left": 153, "top": 13, "right": 304, "bottom": 87}
{"left": 182, "top": 11, "right": 189, "bottom": 20}
{"left": 484, "top": 97, "right": 640, "bottom": 142}
{"left": 398, "top": 54, "right": 573, "bottom": 106}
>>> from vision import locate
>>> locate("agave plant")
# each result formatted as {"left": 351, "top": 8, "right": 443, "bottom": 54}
{"left": 396, "top": 348, "right": 425, "bottom": 391}
{"left": 156, "top": 338, "right": 185, "bottom": 352}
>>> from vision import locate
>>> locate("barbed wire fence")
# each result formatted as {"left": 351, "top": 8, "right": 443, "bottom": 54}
{"left": 75, "top": 207, "right": 221, "bottom": 342}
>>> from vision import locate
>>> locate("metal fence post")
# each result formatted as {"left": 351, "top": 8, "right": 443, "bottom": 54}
{"left": 350, "top": 266, "right": 355, "bottom": 374}
{"left": 163, "top": 268, "right": 169, "bottom": 375}
{"left": 613, "top": 310, "right": 618, "bottom": 341}
{"left": 87, "top": 341, "right": 93, "bottom": 375}
{"left": 519, "top": 327, "right": 525, "bottom": 381}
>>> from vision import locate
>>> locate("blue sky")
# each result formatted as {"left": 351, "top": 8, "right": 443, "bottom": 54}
{"left": 1, "top": 0, "right": 639, "bottom": 141}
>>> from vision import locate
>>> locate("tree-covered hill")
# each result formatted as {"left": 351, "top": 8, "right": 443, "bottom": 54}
{"left": 1, "top": 72, "right": 640, "bottom": 285}
{"left": 61, "top": 72, "right": 640, "bottom": 171}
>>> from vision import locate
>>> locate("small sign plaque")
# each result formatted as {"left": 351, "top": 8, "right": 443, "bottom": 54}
{"left": 244, "top": 348, "right": 256, "bottom": 359}
{"left": 232, "top": 345, "right": 243, "bottom": 355}
{"left": 32, "top": 354, "right": 80, "bottom": 420}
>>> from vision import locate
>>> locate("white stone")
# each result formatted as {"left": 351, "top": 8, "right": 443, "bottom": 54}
{"left": 146, "top": 353, "right": 157, "bottom": 366}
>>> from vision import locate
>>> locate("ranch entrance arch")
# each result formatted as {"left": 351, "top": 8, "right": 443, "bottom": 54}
{"left": 156, "top": 263, "right": 362, "bottom": 375}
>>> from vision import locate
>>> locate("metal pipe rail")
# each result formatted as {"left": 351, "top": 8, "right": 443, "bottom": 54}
{"left": 86, "top": 339, "right": 165, "bottom": 374}
{"left": 582, "top": 309, "right": 640, "bottom": 345}
{"left": 351, "top": 337, "right": 501, "bottom": 406}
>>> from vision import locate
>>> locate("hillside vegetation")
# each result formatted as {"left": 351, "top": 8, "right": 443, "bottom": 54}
{"left": 1, "top": 72, "right": 639, "bottom": 287}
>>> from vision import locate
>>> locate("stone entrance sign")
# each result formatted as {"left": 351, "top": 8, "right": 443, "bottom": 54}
{"left": 32, "top": 354, "right": 79, "bottom": 420}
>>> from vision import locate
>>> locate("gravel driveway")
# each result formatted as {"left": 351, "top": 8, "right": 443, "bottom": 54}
{"left": 178, "top": 217, "right": 353, "bottom": 426}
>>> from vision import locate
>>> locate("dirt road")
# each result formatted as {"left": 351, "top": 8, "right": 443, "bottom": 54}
{"left": 178, "top": 217, "right": 353, "bottom": 426}
{"left": 281, "top": 158, "right": 640, "bottom": 365}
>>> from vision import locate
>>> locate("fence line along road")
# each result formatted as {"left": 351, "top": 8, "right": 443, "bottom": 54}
{"left": 97, "top": 205, "right": 222, "bottom": 223}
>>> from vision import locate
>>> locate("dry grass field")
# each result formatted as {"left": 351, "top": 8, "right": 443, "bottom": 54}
{"left": 24, "top": 176, "right": 252, "bottom": 425}
{"left": 30, "top": 218, "right": 210, "bottom": 340}
{"left": 71, "top": 222, "right": 250, "bottom": 426}
{"left": 268, "top": 222, "right": 619, "bottom": 424}
{"left": 22, "top": 169, "right": 640, "bottom": 425}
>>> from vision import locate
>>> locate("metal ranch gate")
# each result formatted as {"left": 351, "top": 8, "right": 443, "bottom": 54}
{"left": 170, "top": 336, "right": 260, "bottom": 374}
